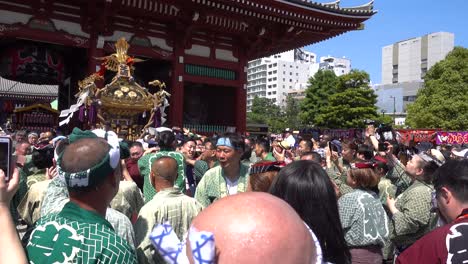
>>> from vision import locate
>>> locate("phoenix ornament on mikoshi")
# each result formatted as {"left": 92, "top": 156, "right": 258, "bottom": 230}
{"left": 59, "top": 38, "right": 170, "bottom": 140}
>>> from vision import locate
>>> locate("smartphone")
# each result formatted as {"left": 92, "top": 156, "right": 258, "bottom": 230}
{"left": 0, "top": 136, "right": 12, "bottom": 181}
{"left": 329, "top": 141, "right": 341, "bottom": 156}
{"left": 378, "top": 142, "right": 388, "bottom": 152}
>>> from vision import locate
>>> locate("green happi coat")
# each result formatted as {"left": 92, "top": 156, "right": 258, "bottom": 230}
{"left": 389, "top": 180, "right": 437, "bottom": 248}
{"left": 194, "top": 164, "right": 249, "bottom": 207}
{"left": 138, "top": 151, "right": 186, "bottom": 202}
{"left": 26, "top": 202, "right": 137, "bottom": 264}
{"left": 338, "top": 189, "right": 389, "bottom": 247}
{"left": 326, "top": 165, "right": 353, "bottom": 196}
{"left": 386, "top": 158, "right": 413, "bottom": 196}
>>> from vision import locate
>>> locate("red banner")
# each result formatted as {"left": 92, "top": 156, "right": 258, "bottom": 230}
{"left": 396, "top": 129, "right": 438, "bottom": 143}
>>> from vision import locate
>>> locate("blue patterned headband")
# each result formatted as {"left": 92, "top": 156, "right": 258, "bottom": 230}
{"left": 150, "top": 221, "right": 322, "bottom": 264}
{"left": 216, "top": 137, "right": 239, "bottom": 150}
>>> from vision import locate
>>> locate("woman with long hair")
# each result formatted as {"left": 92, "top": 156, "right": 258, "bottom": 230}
{"left": 269, "top": 160, "right": 351, "bottom": 264}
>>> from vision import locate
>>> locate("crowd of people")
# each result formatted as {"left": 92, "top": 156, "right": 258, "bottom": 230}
{"left": 0, "top": 124, "right": 467, "bottom": 263}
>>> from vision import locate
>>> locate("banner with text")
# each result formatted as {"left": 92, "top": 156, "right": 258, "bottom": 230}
{"left": 436, "top": 132, "right": 468, "bottom": 145}
{"left": 396, "top": 129, "right": 438, "bottom": 143}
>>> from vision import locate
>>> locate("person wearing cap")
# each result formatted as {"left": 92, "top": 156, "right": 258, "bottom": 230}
{"left": 25, "top": 128, "right": 137, "bottom": 263}
{"left": 452, "top": 147, "right": 468, "bottom": 160}
{"left": 283, "top": 128, "right": 296, "bottom": 148}
{"left": 396, "top": 159, "right": 468, "bottom": 263}
{"left": 194, "top": 133, "right": 249, "bottom": 207}
{"left": 386, "top": 151, "right": 440, "bottom": 256}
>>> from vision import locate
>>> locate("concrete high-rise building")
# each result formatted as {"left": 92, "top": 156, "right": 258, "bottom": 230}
{"left": 319, "top": 56, "right": 352, "bottom": 76}
{"left": 382, "top": 32, "right": 454, "bottom": 84}
{"left": 375, "top": 32, "right": 454, "bottom": 124}
{"left": 246, "top": 50, "right": 352, "bottom": 111}
{"left": 246, "top": 49, "right": 316, "bottom": 111}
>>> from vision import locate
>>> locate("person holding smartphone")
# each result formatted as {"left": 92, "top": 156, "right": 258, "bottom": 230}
{"left": 0, "top": 167, "right": 28, "bottom": 264}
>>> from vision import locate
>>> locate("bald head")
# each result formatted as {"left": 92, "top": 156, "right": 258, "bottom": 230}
{"left": 188, "top": 192, "right": 315, "bottom": 264}
{"left": 61, "top": 138, "right": 109, "bottom": 173}
{"left": 151, "top": 156, "right": 178, "bottom": 183}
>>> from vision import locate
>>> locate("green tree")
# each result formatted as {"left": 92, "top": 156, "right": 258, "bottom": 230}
{"left": 247, "top": 96, "right": 285, "bottom": 132}
{"left": 283, "top": 95, "right": 303, "bottom": 129}
{"left": 406, "top": 47, "right": 468, "bottom": 129}
{"left": 314, "top": 70, "right": 378, "bottom": 128}
{"left": 300, "top": 70, "right": 338, "bottom": 125}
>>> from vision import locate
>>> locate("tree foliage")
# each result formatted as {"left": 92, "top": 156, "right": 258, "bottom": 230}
{"left": 284, "top": 95, "right": 303, "bottom": 129}
{"left": 300, "top": 70, "right": 338, "bottom": 125}
{"left": 302, "top": 70, "right": 378, "bottom": 128}
{"left": 406, "top": 47, "right": 468, "bottom": 130}
{"left": 247, "top": 96, "right": 285, "bottom": 132}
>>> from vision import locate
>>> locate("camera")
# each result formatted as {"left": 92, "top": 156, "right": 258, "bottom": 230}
{"left": 378, "top": 142, "right": 389, "bottom": 152}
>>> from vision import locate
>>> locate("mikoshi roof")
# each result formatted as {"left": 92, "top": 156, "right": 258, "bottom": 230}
{"left": 0, "top": 76, "right": 58, "bottom": 100}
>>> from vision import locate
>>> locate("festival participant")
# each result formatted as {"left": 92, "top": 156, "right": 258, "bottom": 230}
{"left": 180, "top": 138, "right": 197, "bottom": 195}
{"left": 27, "top": 132, "right": 39, "bottom": 146}
{"left": 25, "top": 129, "right": 137, "bottom": 263}
{"left": 386, "top": 152, "right": 440, "bottom": 255}
{"left": 301, "top": 151, "right": 325, "bottom": 167}
{"left": 396, "top": 159, "right": 468, "bottom": 263}
{"left": 194, "top": 133, "right": 249, "bottom": 207}
{"left": 14, "top": 130, "right": 27, "bottom": 145}
{"left": 269, "top": 160, "right": 351, "bottom": 264}
{"left": 26, "top": 145, "right": 54, "bottom": 188}
{"left": 296, "top": 139, "right": 313, "bottom": 157}
{"left": 372, "top": 155, "right": 397, "bottom": 205}
{"left": 14, "top": 141, "right": 31, "bottom": 156}
{"left": 135, "top": 156, "right": 203, "bottom": 264}
{"left": 327, "top": 141, "right": 359, "bottom": 196}
{"left": 338, "top": 162, "right": 389, "bottom": 263}
{"left": 0, "top": 167, "right": 28, "bottom": 264}
{"left": 254, "top": 137, "right": 276, "bottom": 161}
{"left": 139, "top": 130, "right": 186, "bottom": 202}
{"left": 247, "top": 161, "right": 283, "bottom": 192}
{"left": 193, "top": 138, "right": 218, "bottom": 183}
{"left": 151, "top": 192, "right": 318, "bottom": 264}
{"left": 125, "top": 141, "right": 145, "bottom": 190}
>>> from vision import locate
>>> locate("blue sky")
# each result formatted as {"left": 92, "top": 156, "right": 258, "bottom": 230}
{"left": 305, "top": 0, "right": 468, "bottom": 84}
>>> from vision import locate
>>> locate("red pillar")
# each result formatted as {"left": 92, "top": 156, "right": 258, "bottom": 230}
{"left": 87, "top": 32, "right": 104, "bottom": 76}
{"left": 169, "top": 41, "right": 184, "bottom": 128}
{"left": 235, "top": 54, "right": 247, "bottom": 133}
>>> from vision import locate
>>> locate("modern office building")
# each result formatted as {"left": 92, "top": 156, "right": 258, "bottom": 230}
{"left": 247, "top": 51, "right": 352, "bottom": 110}
{"left": 382, "top": 32, "right": 454, "bottom": 84}
{"left": 319, "top": 56, "right": 352, "bottom": 76}
{"left": 375, "top": 32, "right": 454, "bottom": 123}
{"left": 246, "top": 49, "right": 317, "bottom": 110}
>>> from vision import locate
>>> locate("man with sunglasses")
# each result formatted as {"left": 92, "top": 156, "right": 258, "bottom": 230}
{"left": 396, "top": 159, "right": 468, "bottom": 263}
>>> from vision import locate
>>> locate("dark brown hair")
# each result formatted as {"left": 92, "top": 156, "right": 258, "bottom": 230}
{"left": 349, "top": 167, "right": 379, "bottom": 189}
{"left": 249, "top": 171, "right": 278, "bottom": 192}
